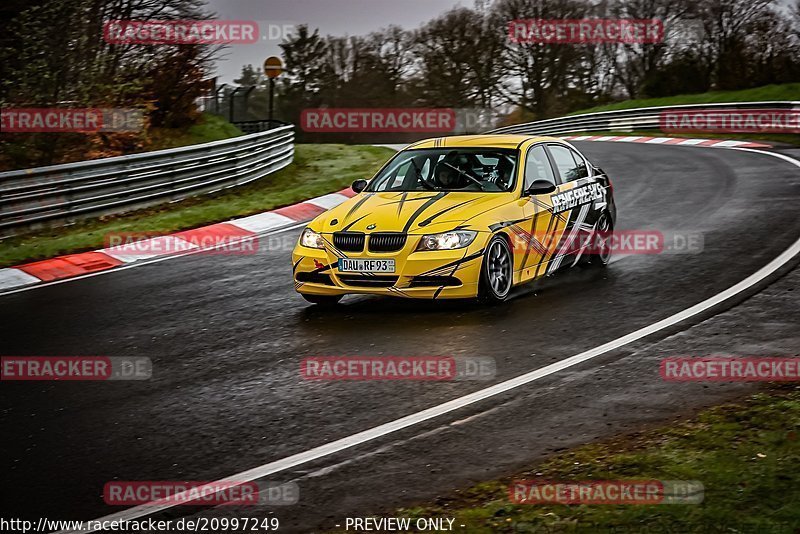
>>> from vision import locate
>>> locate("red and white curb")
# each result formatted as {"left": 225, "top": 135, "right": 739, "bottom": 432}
{"left": 560, "top": 134, "right": 771, "bottom": 148}
{"left": 0, "top": 188, "right": 357, "bottom": 293}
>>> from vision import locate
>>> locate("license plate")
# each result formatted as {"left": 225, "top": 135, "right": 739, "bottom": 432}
{"left": 338, "top": 258, "right": 395, "bottom": 273}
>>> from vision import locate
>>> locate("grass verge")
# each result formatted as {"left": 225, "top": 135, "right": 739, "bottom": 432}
{"left": 146, "top": 113, "right": 244, "bottom": 151}
{"left": 0, "top": 144, "right": 395, "bottom": 268}
{"left": 391, "top": 386, "right": 800, "bottom": 533}
{"left": 569, "top": 84, "right": 800, "bottom": 115}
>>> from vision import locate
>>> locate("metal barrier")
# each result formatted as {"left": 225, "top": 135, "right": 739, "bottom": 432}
{"left": 0, "top": 125, "right": 294, "bottom": 237}
{"left": 489, "top": 101, "right": 800, "bottom": 136}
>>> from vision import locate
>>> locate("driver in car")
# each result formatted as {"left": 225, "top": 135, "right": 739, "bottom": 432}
{"left": 433, "top": 153, "right": 476, "bottom": 190}
{"left": 433, "top": 162, "right": 463, "bottom": 189}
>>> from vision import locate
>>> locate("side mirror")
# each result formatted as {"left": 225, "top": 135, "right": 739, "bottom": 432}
{"left": 351, "top": 179, "right": 368, "bottom": 193}
{"left": 526, "top": 180, "right": 556, "bottom": 196}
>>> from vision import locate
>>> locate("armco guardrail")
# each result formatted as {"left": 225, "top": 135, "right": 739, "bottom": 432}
{"left": 489, "top": 101, "right": 800, "bottom": 136}
{"left": 0, "top": 125, "right": 294, "bottom": 237}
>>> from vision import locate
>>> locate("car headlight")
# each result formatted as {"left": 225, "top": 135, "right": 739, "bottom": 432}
{"left": 416, "top": 230, "right": 477, "bottom": 251}
{"left": 300, "top": 228, "right": 325, "bottom": 249}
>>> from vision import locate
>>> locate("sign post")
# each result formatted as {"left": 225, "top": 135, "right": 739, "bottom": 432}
{"left": 263, "top": 56, "right": 283, "bottom": 123}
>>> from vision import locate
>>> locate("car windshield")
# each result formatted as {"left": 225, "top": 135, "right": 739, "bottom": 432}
{"left": 367, "top": 148, "right": 518, "bottom": 192}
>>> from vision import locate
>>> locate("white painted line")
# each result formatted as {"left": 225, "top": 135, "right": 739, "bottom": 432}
{"left": 305, "top": 193, "right": 349, "bottom": 210}
{"left": 101, "top": 236, "right": 198, "bottom": 263}
{"left": 227, "top": 212, "right": 296, "bottom": 234}
{"left": 570, "top": 135, "right": 593, "bottom": 141}
{"left": 713, "top": 140, "right": 748, "bottom": 147}
{"left": 645, "top": 137, "right": 673, "bottom": 144}
{"left": 594, "top": 136, "right": 618, "bottom": 142}
{"left": 61, "top": 149, "right": 800, "bottom": 534}
{"left": 0, "top": 268, "right": 41, "bottom": 290}
{"left": 676, "top": 138, "right": 708, "bottom": 145}
{"left": 616, "top": 136, "right": 642, "bottom": 142}
{"left": 0, "top": 221, "right": 308, "bottom": 298}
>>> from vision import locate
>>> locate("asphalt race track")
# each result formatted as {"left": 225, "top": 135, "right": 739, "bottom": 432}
{"left": 2, "top": 142, "right": 799, "bottom": 532}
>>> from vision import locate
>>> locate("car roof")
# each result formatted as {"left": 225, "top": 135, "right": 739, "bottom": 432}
{"left": 406, "top": 134, "right": 560, "bottom": 150}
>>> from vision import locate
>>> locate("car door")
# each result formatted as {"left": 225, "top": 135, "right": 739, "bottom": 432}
{"left": 544, "top": 143, "right": 603, "bottom": 271}
{"left": 514, "top": 143, "right": 563, "bottom": 283}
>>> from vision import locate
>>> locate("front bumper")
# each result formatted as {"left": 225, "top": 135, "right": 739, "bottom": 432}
{"left": 292, "top": 234, "right": 485, "bottom": 299}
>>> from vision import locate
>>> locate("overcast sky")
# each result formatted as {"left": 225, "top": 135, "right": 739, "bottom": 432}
{"left": 206, "top": 0, "right": 797, "bottom": 84}
{"left": 206, "top": 0, "right": 470, "bottom": 83}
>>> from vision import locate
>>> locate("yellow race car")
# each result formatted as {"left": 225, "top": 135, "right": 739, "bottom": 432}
{"left": 292, "top": 134, "right": 616, "bottom": 305}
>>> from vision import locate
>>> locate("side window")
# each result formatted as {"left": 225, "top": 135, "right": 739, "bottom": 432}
{"left": 548, "top": 144, "right": 586, "bottom": 182}
{"left": 547, "top": 145, "right": 578, "bottom": 182}
{"left": 524, "top": 145, "right": 556, "bottom": 190}
{"left": 569, "top": 148, "right": 589, "bottom": 179}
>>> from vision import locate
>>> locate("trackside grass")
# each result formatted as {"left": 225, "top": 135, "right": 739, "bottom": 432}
{"left": 389, "top": 387, "right": 800, "bottom": 533}
{"left": 562, "top": 84, "right": 800, "bottom": 146}
{"left": 569, "top": 84, "right": 800, "bottom": 115}
{"left": 0, "top": 144, "right": 396, "bottom": 268}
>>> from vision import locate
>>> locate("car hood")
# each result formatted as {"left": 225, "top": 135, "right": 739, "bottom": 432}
{"left": 313, "top": 191, "right": 511, "bottom": 235}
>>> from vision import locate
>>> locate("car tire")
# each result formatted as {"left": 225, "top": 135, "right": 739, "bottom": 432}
{"left": 301, "top": 294, "right": 343, "bottom": 306}
{"left": 578, "top": 211, "right": 613, "bottom": 269}
{"left": 478, "top": 234, "right": 513, "bottom": 304}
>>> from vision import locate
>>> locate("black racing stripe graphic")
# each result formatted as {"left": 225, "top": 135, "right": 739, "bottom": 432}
{"left": 461, "top": 135, "right": 509, "bottom": 145}
{"left": 387, "top": 286, "right": 410, "bottom": 298}
{"left": 520, "top": 212, "right": 540, "bottom": 270}
{"left": 377, "top": 194, "right": 440, "bottom": 207}
{"left": 533, "top": 208, "right": 567, "bottom": 278}
{"left": 510, "top": 223, "right": 548, "bottom": 257}
{"left": 418, "top": 198, "right": 478, "bottom": 227}
{"left": 551, "top": 204, "right": 590, "bottom": 263}
{"left": 419, "top": 248, "right": 484, "bottom": 276}
{"left": 489, "top": 218, "right": 527, "bottom": 232}
{"left": 341, "top": 214, "right": 369, "bottom": 231}
{"left": 292, "top": 258, "right": 303, "bottom": 273}
{"left": 396, "top": 192, "right": 408, "bottom": 216}
{"left": 320, "top": 236, "right": 347, "bottom": 259}
{"left": 433, "top": 247, "right": 469, "bottom": 300}
{"left": 343, "top": 193, "right": 373, "bottom": 223}
{"left": 528, "top": 196, "right": 551, "bottom": 210}
{"left": 402, "top": 192, "right": 448, "bottom": 233}
{"left": 533, "top": 210, "right": 559, "bottom": 278}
